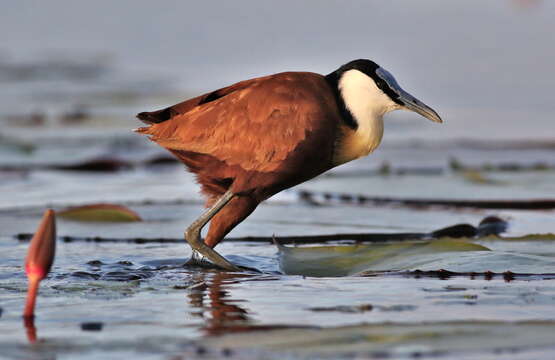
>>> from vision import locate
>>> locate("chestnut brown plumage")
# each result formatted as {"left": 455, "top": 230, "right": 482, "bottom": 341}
{"left": 23, "top": 209, "right": 56, "bottom": 318}
{"left": 136, "top": 60, "right": 442, "bottom": 270}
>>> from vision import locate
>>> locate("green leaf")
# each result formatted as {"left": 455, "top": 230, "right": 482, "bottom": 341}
{"left": 58, "top": 204, "right": 142, "bottom": 222}
{"left": 278, "top": 239, "right": 490, "bottom": 277}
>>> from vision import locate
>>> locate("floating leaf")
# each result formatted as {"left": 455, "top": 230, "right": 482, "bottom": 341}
{"left": 278, "top": 239, "right": 490, "bottom": 277}
{"left": 58, "top": 204, "right": 142, "bottom": 222}
{"left": 278, "top": 238, "right": 555, "bottom": 277}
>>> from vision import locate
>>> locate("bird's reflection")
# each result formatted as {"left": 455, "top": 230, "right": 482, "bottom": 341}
{"left": 23, "top": 316, "right": 37, "bottom": 344}
{"left": 187, "top": 271, "right": 254, "bottom": 336}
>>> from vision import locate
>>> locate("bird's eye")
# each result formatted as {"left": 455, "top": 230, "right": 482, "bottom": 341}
{"left": 376, "top": 79, "right": 388, "bottom": 92}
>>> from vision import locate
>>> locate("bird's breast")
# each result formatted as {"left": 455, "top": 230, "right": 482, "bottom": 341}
{"left": 332, "top": 120, "right": 384, "bottom": 166}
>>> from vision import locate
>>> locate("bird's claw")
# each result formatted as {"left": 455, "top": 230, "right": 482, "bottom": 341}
{"left": 185, "top": 250, "right": 212, "bottom": 268}
{"left": 185, "top": 250, "right": 242, "bottom": 272}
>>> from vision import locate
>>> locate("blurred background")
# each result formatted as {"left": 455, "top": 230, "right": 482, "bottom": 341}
{"left": 1, "top": 0, "right": 554, "bottom": 209}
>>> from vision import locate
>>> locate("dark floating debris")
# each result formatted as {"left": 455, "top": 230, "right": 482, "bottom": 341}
{"left": 478, "top": 216, "right": 509, "bottom": 236}
{"left": 430, "top": 224, "right": 477, "bottom": 239}
{"left": 0, "top": 156, "right": 180, "bottom": 173}
{"left": 429, "top": 216, "right": 508, "bottom": 238}
{"left": 308, "top": 304, "right": 373, "bottom": 313}
{"left": 144, "top": 155, "right": 178, "bottom": 166}
{"left": 80, "top": 322, "right": 104, "bottom": 331}
{"left": 15, "top": 216, "right": 509, "bottom": 245}
{"left": 449, "top": 156, "right": 555, "bottom": 172}
{"left": 308, "top": 303, "right": 417, "bottom": 313}
{"left": 361, "top": 269, "right": 555, "bottom": 281}
{"left": 0, "top": 155, "right": 179, "bottom": 173}
{"left": 16, "top": 233, "right": 182, "bottom": 243}
{"left": 297, "top": 190, "right": 555, "bottom": 210}
{"left": 53, "top": 158, "right": 132, "bottom": 172}
{"left": 0, "top": 157, "right": 132, "bottom": 173}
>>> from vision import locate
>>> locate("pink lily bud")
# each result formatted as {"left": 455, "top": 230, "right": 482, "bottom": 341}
{"left": 23, "top": 209, "right": 56, "bottom": 318}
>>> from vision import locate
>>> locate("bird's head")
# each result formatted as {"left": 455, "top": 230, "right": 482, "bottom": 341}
{"left": 327, "top": 59, "right": 442, "bottom": 128}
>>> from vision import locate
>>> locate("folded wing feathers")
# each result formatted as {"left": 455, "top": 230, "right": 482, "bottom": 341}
{"left": 134, "top": 73, "right": 328, "bottom": 172}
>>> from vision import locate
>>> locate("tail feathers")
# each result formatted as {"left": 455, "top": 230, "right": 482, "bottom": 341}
{"left": 136, "top": 107, "right": 174, "bottom": 125}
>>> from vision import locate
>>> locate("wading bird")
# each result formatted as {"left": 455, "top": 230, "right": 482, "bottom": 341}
{"left": 136, "top": 59, "right": 442, "bottom": 271}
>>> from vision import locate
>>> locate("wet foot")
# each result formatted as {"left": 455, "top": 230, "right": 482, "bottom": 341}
{"left": 184, "top": 251, "right": 260, "bottom": 273}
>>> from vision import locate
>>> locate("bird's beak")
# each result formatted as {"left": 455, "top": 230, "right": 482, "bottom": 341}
{"left": 375, "top": 68, "right": 443, "bottom": 123}
{"left": 398, "top": 89, "right": 443, "bottom": 123}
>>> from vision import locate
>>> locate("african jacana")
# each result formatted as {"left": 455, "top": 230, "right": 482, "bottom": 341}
{"left": 136, "top": 59, "right": 442, "bottom": 271}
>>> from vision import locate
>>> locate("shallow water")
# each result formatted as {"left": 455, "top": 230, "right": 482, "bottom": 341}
{"left": 2, "top": 1, "right": 555, "bottom": 359}
{"left": 2, "top": 197, "right": 555, "bottom": 358}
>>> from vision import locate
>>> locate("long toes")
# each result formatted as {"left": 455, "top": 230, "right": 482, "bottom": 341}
{"left": 185, "top": 259, "right": 240, "bottom": 272}
{"left": 185, "top": 255, "right": 257, "bottom": 273}
{"left": 184, "top": 256, "right": 217, "bottom": 270}
{"left": 184, "top": 251, "right": 241, "bottom": 272}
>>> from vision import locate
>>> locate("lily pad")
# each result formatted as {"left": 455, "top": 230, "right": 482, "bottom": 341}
{"left": 278, "top": 239, "right": 490, "bottom": 277}
{"left": 58, "top": 204, "right": 142, "bottom": 222}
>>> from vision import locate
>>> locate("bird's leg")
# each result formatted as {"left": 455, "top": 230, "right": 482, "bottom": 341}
{"left": 184, "top": 190, "right": 240, "bottom": 271}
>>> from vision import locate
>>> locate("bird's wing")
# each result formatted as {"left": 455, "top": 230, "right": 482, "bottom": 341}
{"left": 136, "top": 72, "right": 336, "bottom": 172}
{"left": 136, "top": 79, "right": 256, "bottom": 124}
